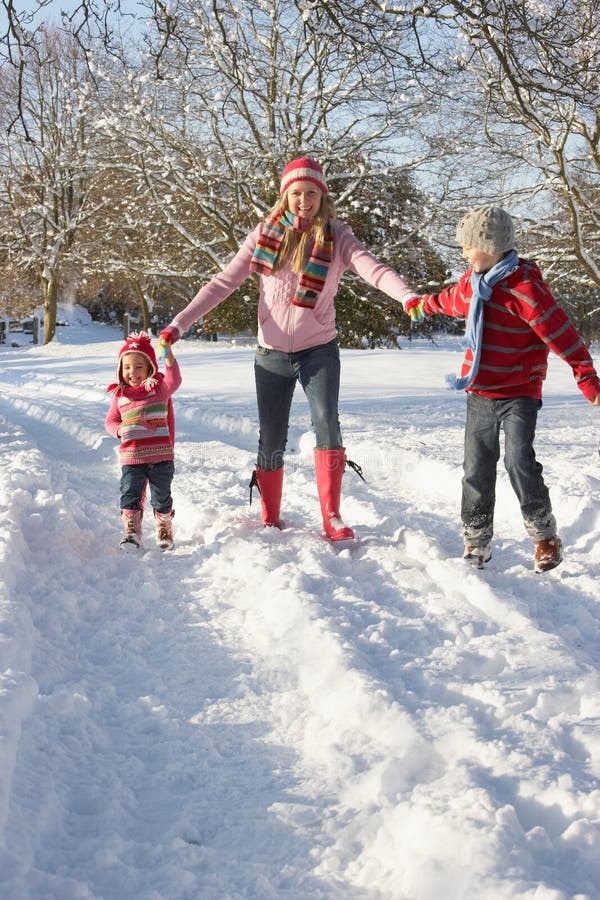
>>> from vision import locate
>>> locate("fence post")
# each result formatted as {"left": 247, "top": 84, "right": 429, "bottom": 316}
{"left": 32, "top": 316, "right": 39, "bottom": 344}
{"left": 123, "top": 313, "right": 130, "bottom": 338}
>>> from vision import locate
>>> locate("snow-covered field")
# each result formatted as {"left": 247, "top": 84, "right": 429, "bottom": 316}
{"left": 1, "top": 307, "right": 599, "bottom": 899}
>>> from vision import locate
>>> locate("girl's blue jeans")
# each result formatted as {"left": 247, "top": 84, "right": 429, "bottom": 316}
{"left": 462, "top": 393, "right": 557, "bottom": 546}
{"left": 254, "top": 339, "right": 343, "bottom": 470}
{"left": 120, "top": 460, "right": 174, "bottom": 513}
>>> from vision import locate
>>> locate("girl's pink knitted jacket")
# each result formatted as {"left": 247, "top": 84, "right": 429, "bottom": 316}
{"left": 171, "top": 221, "right": 417, "bottom": 353}
{"left": 105, "top": 362, "right": 182, "bottom": 466}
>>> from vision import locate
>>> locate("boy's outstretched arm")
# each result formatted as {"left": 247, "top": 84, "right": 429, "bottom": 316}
{"left": 404, "top": 276, "right": 470, "bottom": 322}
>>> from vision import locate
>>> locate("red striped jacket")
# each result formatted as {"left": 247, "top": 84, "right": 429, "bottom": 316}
{"left": 422, "top": 259, "right": 600, "bottom": 401}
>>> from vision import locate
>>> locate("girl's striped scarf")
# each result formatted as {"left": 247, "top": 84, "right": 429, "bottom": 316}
{"left": 249, "top": 210, "right": 334, "bottom": 308}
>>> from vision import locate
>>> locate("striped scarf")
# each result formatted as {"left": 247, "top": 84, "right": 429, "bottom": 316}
{"left": 249, "top": 210, "right": 334, "bottom": 308}
{"left": 446, "top": 249, "right": 520, "bottom": 390}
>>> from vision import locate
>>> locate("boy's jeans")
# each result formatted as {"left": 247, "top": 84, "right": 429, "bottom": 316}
{"left": 254, "top": 339, "right": 343, "bottom": 470}
{"left": 120, "top": 460, "right": 175, "bottom": 513}
{"left": 462, "top": 393, "right": 557, "bottom": 546}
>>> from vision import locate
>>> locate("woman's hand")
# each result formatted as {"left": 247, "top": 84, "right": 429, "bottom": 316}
{"left": 159, "top": 326, "right": 180, "bottom": 346}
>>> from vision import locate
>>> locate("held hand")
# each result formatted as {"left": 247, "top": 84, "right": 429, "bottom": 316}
{"left": 591, "top": 394, "right": 600, "bottom": 406}
{"left": 159, "top": 326, "right": 180, "bottom": 347}
{"left": 158, "top": 327, "right": 179, "bottom": 360}
{"left": 405, "top": 297, "right": 426, "bottom": 323}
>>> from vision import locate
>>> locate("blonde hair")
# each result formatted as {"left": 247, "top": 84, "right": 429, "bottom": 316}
{"left": 268, "top": 193, "right": 336, "bottom": 275}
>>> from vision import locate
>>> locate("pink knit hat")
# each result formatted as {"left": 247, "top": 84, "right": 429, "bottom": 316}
{"left": 280, "top": 156, "right": 329, "bottom": 196}
{"left": 111, "top": 331, "right": 159, "bottom": 391}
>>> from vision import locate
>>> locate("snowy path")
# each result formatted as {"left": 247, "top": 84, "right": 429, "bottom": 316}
{"left": 1, "top": 327, "right": 599, "bottom": 899}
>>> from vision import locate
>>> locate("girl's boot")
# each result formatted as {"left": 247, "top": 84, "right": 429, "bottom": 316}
{"left": 250, "top": 467, "right": 284, "bottom": 527}
{"left": 155, "top": 509, "right": 175, "bottom": 550}
{"left": 120, "top": 509, "right": 143, "bottom": 551}
{"left": 314, "top": 448, "right": 355, "bottom": 541}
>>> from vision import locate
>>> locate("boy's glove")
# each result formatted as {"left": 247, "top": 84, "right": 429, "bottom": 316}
{"left": 404, "top": 297, "right": 426, "bottom": 323}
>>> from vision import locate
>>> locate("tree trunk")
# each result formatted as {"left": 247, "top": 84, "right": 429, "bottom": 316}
{"left": 42, "top": 272, "right": 58, "bottom": 344}
{"left": 133, "top": 281, "right": 151, "bottom": 332}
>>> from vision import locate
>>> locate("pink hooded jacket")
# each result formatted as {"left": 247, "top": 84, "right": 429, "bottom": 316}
{"left": 170, "top": 221, "right": 417, "bottom": 353}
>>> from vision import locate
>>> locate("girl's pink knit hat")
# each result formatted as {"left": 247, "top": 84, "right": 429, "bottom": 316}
{"left": 280, "top": 157, "right": 329, "bottom": 196}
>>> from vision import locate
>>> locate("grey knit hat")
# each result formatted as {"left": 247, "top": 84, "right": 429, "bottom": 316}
{"left": 456, "top": 206, "right": 516, "bottom": 255}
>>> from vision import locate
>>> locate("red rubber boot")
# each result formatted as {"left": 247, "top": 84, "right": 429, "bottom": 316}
{"left": 314, "top": 448, "right": 355, "bottom": 541}
{"left": 253, "top": 467, "right": 284, "bottom": 528}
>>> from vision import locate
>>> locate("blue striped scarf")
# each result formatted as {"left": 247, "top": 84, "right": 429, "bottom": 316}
{"left": 447, "top": 250, "right": 520, "bottom": 390}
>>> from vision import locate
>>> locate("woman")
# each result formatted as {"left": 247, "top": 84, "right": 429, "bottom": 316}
{"left": 160, "top": 157, "right": 417, "bottom": 540}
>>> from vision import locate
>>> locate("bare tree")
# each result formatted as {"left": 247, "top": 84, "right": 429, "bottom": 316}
{"left": 3, "top": 0, "right": 599, "bottom": 344}
{"left": 0, "top": 27, "right": 109, "bottom": 342}
{"left": 1, "top": 1, "right": 130, "bottom": 135}
{"left": 143, "top": 1, "right": 426, "bottom": 205}
{"left": 296, "top": 0, "right": 600, "bottom": 296}
{"left": 5, "top": 2, "right": 598, "bottom": 291}
{"left": 94, "top": 1, "right": 438, "bottom": 283}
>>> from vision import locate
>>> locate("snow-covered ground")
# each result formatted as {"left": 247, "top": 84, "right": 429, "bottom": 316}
{"left": 1, "top": 307, "right": 599, "bottom": 899}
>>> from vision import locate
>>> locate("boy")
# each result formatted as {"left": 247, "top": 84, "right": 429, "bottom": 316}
{"left": 405, "top": 206, "right": 600, "bottom": 572}
{"left": 105, "top": 331, "right": 182, "bottom": 551}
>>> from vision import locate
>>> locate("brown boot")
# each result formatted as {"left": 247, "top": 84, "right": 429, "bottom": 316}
{"left": 155, "top": 510, "right": 174, "bottom": 550}
{"left": 463, "top": 543, "right": 492, "bottom": 568}
{"left": 120, "top": 509, "right": 142, "bottom": 551}
{"left": 534, "top": 536, "right": 562, "bottom": 573}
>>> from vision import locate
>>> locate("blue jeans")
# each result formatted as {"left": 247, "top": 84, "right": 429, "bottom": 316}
{"left": 254, "top": 340, "right": 343, "bottom": 470}
{"left": 462, "top": 394, "right": 556, "bottom": 545}
{"left": 120, "top": 460, "right": 175, "bottom": 513}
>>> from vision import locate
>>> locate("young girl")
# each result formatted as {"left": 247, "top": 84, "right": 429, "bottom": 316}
{"left": 159, "top": 156, "right": 418, "bottom": 541}
{"left": 105, "top": 331, "right": 182, "bottom": 551}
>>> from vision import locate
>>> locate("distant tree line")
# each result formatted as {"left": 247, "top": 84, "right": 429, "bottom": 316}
{"left": 0, "top": 0, "right": 598, "bottom": 345}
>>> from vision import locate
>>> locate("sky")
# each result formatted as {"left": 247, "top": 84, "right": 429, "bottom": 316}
{"left": 0, "top": 307, "right": 599, "bottom": 899}
{"left": 0, "top": 1, "right": 148, "bottom": 44}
